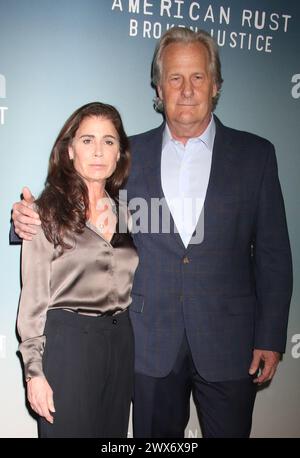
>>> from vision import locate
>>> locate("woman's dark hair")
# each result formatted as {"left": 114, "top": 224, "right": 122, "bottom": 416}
{"left": 35, "top": 102, "right": 130, "bottom": 250}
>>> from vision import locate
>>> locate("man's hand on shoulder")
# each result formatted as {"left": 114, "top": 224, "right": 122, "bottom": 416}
{"left": 12, "top": 186, "right": 41, "bottom": 241}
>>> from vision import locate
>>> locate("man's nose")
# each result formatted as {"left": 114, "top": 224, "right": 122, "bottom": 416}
{"left": 182, "top": 79, "right": 193, "bottom": 97}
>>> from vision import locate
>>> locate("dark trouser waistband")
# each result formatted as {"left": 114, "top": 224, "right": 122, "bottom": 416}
{"left": 46, "top": 308, "right": 130, "bottom": 332}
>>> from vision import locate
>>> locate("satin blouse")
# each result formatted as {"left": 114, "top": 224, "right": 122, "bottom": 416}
{"left": 17, "top": 200, "right": 139, "bottom": 379}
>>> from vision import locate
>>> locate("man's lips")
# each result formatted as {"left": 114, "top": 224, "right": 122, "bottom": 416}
{"left": 177, "top": 103, "right": 199, "bottom": 106}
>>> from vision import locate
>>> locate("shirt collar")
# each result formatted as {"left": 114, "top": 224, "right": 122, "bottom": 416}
{"left": 162, "top": 115, "right": 216, "bottom": 152}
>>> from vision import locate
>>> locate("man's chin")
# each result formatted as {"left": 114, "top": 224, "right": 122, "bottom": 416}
{"left": 176, "top": 115, "right": 200, "bottom": 125}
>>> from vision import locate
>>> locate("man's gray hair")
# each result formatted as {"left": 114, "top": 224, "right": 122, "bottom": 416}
{"left": 152, "top": 27, "right": 223, "bottom": 112}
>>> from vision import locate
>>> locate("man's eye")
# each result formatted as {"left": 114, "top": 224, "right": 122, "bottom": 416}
{"left": 169, "top": 76, "right": 182, "bottom": 86}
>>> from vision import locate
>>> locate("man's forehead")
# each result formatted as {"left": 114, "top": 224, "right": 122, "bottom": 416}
{"left": 161, "top": 43, "right": 209, "bottom": 71}
{"left": 162, "top": 42, "right": 208, "bottom": 62}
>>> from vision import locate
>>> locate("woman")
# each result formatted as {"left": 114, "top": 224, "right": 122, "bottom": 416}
{"left": 17, "top": 102, "right": 138, "bottom": 438}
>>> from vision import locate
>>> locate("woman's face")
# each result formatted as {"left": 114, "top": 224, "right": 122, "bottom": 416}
{"left": 68, "top": 115, "right": 120, "bottom": 185}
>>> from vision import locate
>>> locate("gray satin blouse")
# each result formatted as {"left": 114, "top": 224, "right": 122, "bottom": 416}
{"left": 17, "top": 200, "right": 139, "bottom": 379}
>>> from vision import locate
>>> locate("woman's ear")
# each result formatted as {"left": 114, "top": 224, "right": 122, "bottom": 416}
{"left": 68, "top": 145, "right": 74, "bottom": 160}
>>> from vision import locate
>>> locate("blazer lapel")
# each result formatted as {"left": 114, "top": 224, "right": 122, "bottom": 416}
{"left": 204, "top": 116, "right": 234, "bottom": 205}
{"left": 187, "top": 115, "right": 236, "bottom": 250}
{"left": 142, "top": 123, "right": 165, "bottom": 201}
{"left": 142, "top": 123, "right": 186, "bottom": 251}
{"left": 141, "top": 117, "right": 237, "bottom": 252}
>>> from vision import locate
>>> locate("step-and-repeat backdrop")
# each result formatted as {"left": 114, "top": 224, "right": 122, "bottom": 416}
{"left": 0, "top": 0, "right": 299, "bottom": 437}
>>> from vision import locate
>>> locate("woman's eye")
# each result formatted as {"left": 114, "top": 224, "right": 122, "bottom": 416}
{"left": 82, "top": 138, "right": 92, "bottom": 144}
{"left": 105, "top": 140, "right": 114, "bottom": 146}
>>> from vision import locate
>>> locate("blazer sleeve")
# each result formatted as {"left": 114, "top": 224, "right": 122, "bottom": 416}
{"left": 17, "top": 226, "right": 54, "bottom": 379}
{"left": 9, "top": 222, "right": 22, "bottom": 244}
{"left": 253, "top": 144, "right": 293, "bottom": 352}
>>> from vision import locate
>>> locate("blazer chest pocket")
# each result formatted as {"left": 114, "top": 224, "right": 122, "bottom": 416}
{"left": 218, "top": 195, "right": 251, "bottom": 214}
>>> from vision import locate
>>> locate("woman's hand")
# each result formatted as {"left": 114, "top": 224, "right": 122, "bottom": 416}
{"left": 27, "top": 376, "right": 56, "bottom": 423}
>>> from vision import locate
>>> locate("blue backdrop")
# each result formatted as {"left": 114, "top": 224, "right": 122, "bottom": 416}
{"left": 0, "top": 0, "right": 299, "bottom": 437}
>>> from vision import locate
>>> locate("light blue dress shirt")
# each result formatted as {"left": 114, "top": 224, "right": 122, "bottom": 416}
{"left": 161, "top": 116, "right": 216, "bottom": 248}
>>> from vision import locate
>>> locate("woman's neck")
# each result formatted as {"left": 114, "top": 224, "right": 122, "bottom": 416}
{"left": 86, "top": 181, "right": 106, "bottom": 210}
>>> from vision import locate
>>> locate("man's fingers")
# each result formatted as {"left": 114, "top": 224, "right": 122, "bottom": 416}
{"left": 254, "top": 365, "right": 277, "bottom": 384}
{"left": 13, "top": 200, "right": 33, "bottom": 212}
{"left": 15, "top": 225, "right": 37, "bottom": 239}
{"left": 17, "top": 231, "right": 33, "bottom": 241}
{"left": 16, "top": 216, "right": 40, "bottom": 229}
{"left": 11, "top": 195, "right": 40, "bottom": 241}
{"left": 22, "top": 186, "right": 35, "bottom": 204}
{"left": 249, "top": 361, "right": 259, "bottom": 375}
{"left": 249, "top": 354, "right": 260, "bottom": 375}
{"left": 250, "top": 350, "right": 280, "bottom": 384}
{"left": 254, "top": 371, "right": 268, "bottom": 384}
{"left": 14, "top": 203, "right": 40, "bottom": 221}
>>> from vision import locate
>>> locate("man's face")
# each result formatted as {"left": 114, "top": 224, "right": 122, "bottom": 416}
{"left": 157, "top": 42, "right": 217, "bottom": 141}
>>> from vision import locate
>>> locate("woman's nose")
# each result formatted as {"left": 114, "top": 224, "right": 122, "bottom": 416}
{"left": 93, "top": 143, "right": 103, "bottom": 157}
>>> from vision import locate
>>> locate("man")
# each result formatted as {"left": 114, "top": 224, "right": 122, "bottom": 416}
{"left": 12, "top": 28, "right": 293, "bottom": 438}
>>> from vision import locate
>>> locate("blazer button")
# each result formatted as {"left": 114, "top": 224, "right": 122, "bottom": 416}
{"left": 183, "top": 256, "right": 190, "bottom": 264}
{"left": 112, "top": 318, "right": 117, "bottom": 325}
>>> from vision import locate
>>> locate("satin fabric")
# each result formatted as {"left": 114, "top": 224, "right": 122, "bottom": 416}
{"left": 17, "top": 200, "right": 138, "bottom": 379}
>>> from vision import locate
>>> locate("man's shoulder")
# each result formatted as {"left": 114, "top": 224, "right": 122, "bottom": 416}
{"left": 216, "top": 116, "right": 274, "bottom": 150}
{"left": 129, "top": 123, "right": 164, "bottom": 146}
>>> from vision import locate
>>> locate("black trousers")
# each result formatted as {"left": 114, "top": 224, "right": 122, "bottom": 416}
{"left": 38, "top": 309, "right": 134, "bottom": 438}
{"left": 133, "top": 334, "right": 257, "bottom": 438}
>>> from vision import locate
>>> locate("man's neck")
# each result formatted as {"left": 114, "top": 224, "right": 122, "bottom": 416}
{"left": 167, "top": 116, "right": 212, "bottom": 145}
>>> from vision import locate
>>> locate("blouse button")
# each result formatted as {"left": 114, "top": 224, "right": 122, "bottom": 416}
{"left": 112, "top": 318, "right": 117, "bottom": 325}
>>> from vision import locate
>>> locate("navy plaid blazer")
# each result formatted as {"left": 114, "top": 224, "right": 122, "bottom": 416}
{"left": 127, "top": 116, "right": 293, "bottom": 381}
